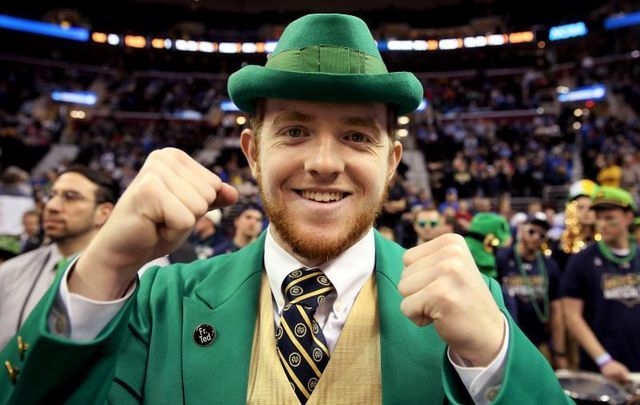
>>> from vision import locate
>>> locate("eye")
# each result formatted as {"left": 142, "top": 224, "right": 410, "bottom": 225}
{"left": 286, "top": 127, "right": 304, "bottom": 138}
{"left": 346, "top": 132, "right": 368, "bottom": 143}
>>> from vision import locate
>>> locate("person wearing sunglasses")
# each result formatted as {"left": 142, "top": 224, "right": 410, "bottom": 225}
{"left": 412, "top": 207, "right": 450, "bottom": 246}
{"left": 496, "top": 213, "right": 566, "bottom": 369}
{"left": 0, "top": 165, "right": 118, "bottom": 349}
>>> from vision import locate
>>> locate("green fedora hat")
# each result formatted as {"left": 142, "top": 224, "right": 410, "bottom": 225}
{"left": 228, "top": 13, "right": 424, "bottom": 115}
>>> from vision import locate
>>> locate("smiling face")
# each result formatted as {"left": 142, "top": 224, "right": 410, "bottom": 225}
{"left": 240, "top": 99, "right": 401, "bottom": 264}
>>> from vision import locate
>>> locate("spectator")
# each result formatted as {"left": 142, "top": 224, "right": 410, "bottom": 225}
{"left": 19, "top": 210, "right": 42, "bottom": 253}
{"left": 413, "top": 207, "right": 450, "bottom": 246}
{"left": 496, "top": 213, "right": 566, "bottom": 369}
{"left": 438, "top": 187, "right": 459, "bottom": 213}
{"left": 212, "top": 204, "right": 264, "bottom": 257}
{"left": 620, "top": 154, "right": 640, "bottom": 192}
{"left": 0, "top": 166, "right": 118, "bottom": 348}
{"left": 561, "top": 187, "right": 639, "bottom": 383}
{"left": 189, "top": 209, "right": 229, "bottom": 259}
{"left": 597, "top": 154, "right": 622, "bottom": 188}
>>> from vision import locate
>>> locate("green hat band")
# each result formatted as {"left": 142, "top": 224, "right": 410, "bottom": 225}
{"left": 266, "top": 45, "right": 388, "bottom": 75}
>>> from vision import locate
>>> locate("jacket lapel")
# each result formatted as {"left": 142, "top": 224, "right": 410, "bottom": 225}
{"left": 181, "top": 231, "right": 266, "bottom": 404}
{"left": 375, "top": 231, "right": 446, "bottom": 404}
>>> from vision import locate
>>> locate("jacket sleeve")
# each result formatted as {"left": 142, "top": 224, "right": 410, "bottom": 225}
{"left": 441, "top": 276, "right": 574, "bottom": 404}
{"left": 0, "top": 265, "right": 152, "bottom": 405}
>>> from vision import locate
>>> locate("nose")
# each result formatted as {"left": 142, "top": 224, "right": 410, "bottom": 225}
{"left": 44, "top": 196, "right": 63, "bottom": 212}
{"left": 303, "top": 134, "right": 345, "bottom": 177}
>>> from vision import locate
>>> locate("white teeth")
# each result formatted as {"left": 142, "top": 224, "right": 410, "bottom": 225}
{"left": 301, "top": 190, "right": 344, "bottom": 202}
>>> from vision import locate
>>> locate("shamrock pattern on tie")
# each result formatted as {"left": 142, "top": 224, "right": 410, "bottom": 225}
{"left": 276, "top": 267, "right": 334, "bottom": 403}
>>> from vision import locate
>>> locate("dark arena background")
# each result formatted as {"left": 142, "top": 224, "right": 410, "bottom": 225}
{"left": 1, "top": 0, "right": 640, "bottom": 403}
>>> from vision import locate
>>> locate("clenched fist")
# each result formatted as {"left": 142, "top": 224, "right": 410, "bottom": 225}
{"left": 69, "top": 148, "right": 238, "bottom": 300}
{"left": 398, "top": 233, "right": 505, "bottom": 366}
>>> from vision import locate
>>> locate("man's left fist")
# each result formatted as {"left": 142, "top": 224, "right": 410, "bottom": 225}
{"left": 398, "top": 233, "right": 505, "bottom": 366}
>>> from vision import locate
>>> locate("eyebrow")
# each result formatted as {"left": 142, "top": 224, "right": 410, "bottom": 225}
{"left": 271, "top": 111, "right": 315, "bottom": 128}
{"left": 340, "top": 116, "right": 382, "bottom": 132}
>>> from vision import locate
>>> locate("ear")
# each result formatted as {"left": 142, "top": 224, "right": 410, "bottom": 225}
{"left": 626, "top": 210, "right": 635, "bottom": 226}
{"left": 94, "top": 203, "right": 114, "bottom": 227}
{"left": 240, "top": 128, "right": 259, "bottom": 179}
{"left": 388, "top": 140, "right": 403, "bottom": 181}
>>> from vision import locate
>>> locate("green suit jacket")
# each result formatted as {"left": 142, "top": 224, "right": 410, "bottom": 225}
{"left": 1, "top": 231, "right": 571, "bottom": 404}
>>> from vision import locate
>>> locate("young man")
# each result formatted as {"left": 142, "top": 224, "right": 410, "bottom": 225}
{"left": 190, "top": 209, "right": 229, "bottom": 259}
{"left": 412, "top": 206, "right": 450, "bottom": 246}
{"left": 212, "top": 204, "right": 264, "bottom": 256}
{"left": 496, "top": 213, "right": 566, "bottom": 369}
{"left": 561, "top": 186, "right": 640, "bottom": 383}
{"left": 1, "top": 14, "right": 568, "bottom": 404}
{"left": 19, "top": 210, "right": 42, "bottom": 253}
{"left": 0, "top": 166, "right": 117, "bottom": 349}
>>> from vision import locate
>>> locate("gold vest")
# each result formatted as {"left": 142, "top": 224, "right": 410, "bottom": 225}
{"left": 247, "top": 273, "right": 382, "bottom": 404}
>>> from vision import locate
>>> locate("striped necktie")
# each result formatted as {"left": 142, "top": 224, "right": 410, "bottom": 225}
{"left": 276, "top": 267, "right": 334, "bottom": 403}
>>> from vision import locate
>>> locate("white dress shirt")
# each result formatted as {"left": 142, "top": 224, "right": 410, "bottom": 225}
{"left": 53, "top": 226, "right": 508, "bottom": 404}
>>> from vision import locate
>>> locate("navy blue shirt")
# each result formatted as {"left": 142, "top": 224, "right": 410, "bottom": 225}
{"left": 560, "top": 243, "right": 640, "bottom": 372}
{"left": 189, "top": 232, "right": 231, "bottom": 260}
{"left": 496, "top": 247, "right": 561, "bottom": 346}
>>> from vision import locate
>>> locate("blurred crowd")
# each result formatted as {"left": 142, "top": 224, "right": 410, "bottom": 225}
{"left": 1, "top": 45, "right": 640, "bottom": 389}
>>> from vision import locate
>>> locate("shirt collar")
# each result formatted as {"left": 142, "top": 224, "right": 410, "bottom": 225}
{"left": 264, "top": 225, "right": 376, "bottom": 314}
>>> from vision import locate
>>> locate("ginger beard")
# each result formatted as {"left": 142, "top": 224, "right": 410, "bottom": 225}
{"left": 255, "top": 145, "right": 393, "bottom": 264}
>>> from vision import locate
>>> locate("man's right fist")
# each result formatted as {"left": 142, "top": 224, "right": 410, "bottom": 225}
{"left": 69, "top": 148, "right": 238, "bottom": 300}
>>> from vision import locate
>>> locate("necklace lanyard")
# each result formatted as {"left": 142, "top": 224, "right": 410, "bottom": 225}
{"left": 513, "top": 246, "right": 550, "bottom": 323}
{"left": 597, "top": 239, "right": 638, "bottom": 269}
{"left": 16, "top": 250, "right": 53, "bottom": 332}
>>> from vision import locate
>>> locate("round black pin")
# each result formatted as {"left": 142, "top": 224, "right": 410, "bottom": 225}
{"left": 193, "top": 324, "right": 216, "bottom": 346}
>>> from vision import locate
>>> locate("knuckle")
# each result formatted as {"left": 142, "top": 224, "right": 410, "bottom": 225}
{"left": 403, "top": 248, "right": 417, "bottom": 267}
{"left": 445, "top": 242, "right": 465, "bottom": 256}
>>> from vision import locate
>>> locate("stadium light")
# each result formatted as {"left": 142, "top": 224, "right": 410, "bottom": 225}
{"left": 107, "top": 34, "right": 120, "bottom": 46}
{"left": 124, "top": 35, "right": 146, "bottom": 48}
{"left": 198, "top": 41, "right": 215, "bottom": 53}
{"left": 549, "top": 22, "right": 588, "bottom": 41}
{"left": 508, "top": 31, "right": 534, "bottom": 44}
{"left": 439, "top": 38, "right": 462, "bottom": 50}
{"left": 464, "top": 36, "right": 488, "bottom": 48}
{"left": 387, "top": 40, "right": 414, "bottom": 51}
{"left": 604, "top": 11, "right": 640, "bottom": 30}
{"left": 241, "top": 42, "right": 258, "bottom": 53}
{"left": 175, "top": 39, "right": 198, "bottom": 51}
{"left": 69, "top": 110, "right": 86, "bottom": 119}
{"left": 52, "top": 91, "right": 97, "bottom": 106}
{"left": 487, "top": 34, "right": 506, "bottom": 46}
{"left": 220, "top": 100, "right": 240, "bottom": 112}
{"left": 265, "top": 41, "right": 278, "bottom": 53}
{"left": 219, "top": 42, "right": 240, "bottom": 53}
{"left": 558, "top": 84, "right": 606, "bottom": 103}
{"left": 151, "top": 38, "right": 165, "bottom": 49}
{"left": 0, "top": 14, "right": 89, "bottom": 42}
{"left": 92, "top": 32, "right": 107, "bottom": 43}
{"left": 397, "top": 116, "right": 410, "bottom": 125}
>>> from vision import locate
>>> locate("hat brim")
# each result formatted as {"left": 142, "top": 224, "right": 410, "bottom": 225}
{"left": 526, "top": 219, "right": 551, "bottom": 231}
{"left": 591, "top": 201, "right": 631, "bottom": 211}
{"left": 228, "top": 65, "right": 424, "bottom": 116}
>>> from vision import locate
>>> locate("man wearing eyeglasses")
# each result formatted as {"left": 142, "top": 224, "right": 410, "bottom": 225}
{"left": 0, "top": 166, "right": 117, "bottom": 349}
{"left": 496, "top": 213, "right": 567, "bottom": 369}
